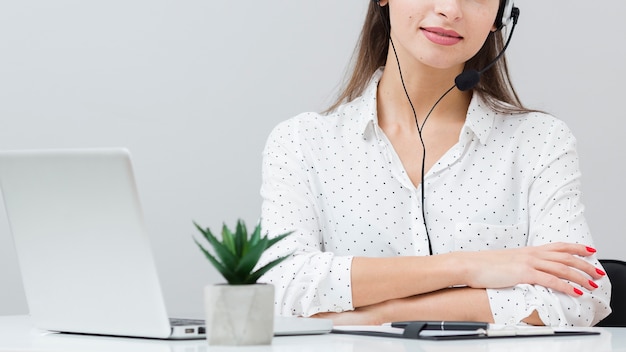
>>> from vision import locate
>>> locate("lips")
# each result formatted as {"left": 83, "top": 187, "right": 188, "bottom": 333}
{"left": 421, "top": 27, "right": 463, "bottom": 46}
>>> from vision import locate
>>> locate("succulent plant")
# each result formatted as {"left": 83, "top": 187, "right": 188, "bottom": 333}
{"left": 194, "top": 219, "right": 292, "bottom": 285}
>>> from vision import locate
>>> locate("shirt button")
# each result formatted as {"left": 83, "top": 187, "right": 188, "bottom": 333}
{"left": 334, "top": 307, "right": 343, "bottom": 313}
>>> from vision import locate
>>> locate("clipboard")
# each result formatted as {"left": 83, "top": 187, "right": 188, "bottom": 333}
{"left": 331, "top": 321, "right": 601, "bottom": 341}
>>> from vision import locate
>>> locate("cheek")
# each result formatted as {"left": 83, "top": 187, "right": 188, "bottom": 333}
{"left": 474, "top": 4, "right": 500, "bottom": 33}
{"left": 462, "top": 26, "right": 495, "bottom": 62}
{"left": 470, "top": 16, "right": 498, "bottom": 48}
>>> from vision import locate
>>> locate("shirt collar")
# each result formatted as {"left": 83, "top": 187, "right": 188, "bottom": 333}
{"left": 357, "top": 69, "right": 496, "bottom": 145}
{"left": 357, "top": 69, "right": 384, "bottom": 139}
{"left": 462, "top": 95, "right": 496, "bottom": 145}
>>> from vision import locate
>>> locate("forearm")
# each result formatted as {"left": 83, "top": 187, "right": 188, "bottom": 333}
{"left": 317, "top": 287, "right": 547, "bottom": 326}
{"left": 382, "top": 288, "right": 544, "bottom": 325}
{"left": 351, "top": 254, "right": 466, "bottom": 307}
{"left": 316, "top": 287, "right": 494, "bottom": 325}
{"left": 384, "top": 287, "right": 494, "bottom": 323}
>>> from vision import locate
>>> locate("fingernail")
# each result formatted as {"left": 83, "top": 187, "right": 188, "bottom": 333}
{"left": 574, "top": 288, "right": 584, "bottom": 296}
{"left": 596, "top": 268, "right": 606, "bottom": 276}
{"left": 586, "top": 246, "right": 597, "bottom": 253}
{"left": 589, "top": 280, "right": 598, "bottom": 289}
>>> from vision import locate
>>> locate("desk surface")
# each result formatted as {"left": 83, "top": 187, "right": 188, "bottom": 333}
{"left": 1, "top": 315, "right": 624, "bottom": 352}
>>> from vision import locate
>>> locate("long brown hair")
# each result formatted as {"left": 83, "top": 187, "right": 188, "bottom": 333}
{"left": 326, "top": 2, "right": 533, "bottom": 115}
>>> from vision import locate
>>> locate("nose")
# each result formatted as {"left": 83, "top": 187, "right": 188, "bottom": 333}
{"left": 434, "top": 0, "right": 463, "bottom": 22}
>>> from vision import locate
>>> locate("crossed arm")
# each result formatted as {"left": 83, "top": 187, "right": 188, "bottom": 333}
{"left": 313, "top": 243, "right": 606, "bottom": 325}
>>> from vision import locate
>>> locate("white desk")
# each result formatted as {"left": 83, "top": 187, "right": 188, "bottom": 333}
{"left": 1, "top": 315, "right": 624, "bottom": 352}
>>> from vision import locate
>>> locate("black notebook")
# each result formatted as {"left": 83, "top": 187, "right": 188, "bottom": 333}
{"left": 332, "top": 321, "right": 601, "bottom": 341}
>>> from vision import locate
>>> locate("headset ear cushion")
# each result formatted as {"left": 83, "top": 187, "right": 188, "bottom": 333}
{"left": 496, "top": 0, "right": 515, "bottom": 31}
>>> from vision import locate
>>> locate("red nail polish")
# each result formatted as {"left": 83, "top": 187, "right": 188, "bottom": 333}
{"left": 589, "top": 280, "right": 598, "bottom": 289}
{"left": 574, "top": 288, "right": 583, "bottom": 296}
{"left": 596, "top": 268, "right": 606, "bottom": 276}
{"left": 586, "top": 246, "right": 596, "bottom": 253}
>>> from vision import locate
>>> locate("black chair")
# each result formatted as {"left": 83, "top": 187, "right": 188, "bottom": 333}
{"left": 595, "top": 259, "right": 626, "bottom": 327}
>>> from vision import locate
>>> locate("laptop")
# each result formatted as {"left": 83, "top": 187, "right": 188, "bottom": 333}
{"left": 0, "top": 148, "right": 332, "bottom": 339}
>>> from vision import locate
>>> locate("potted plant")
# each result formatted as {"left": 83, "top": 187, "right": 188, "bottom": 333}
{"left": 193, "top": 219, "right": 292, "bottom": 345}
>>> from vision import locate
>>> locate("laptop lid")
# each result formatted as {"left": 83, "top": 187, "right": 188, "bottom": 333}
{"left": 0, "top": 148, "right": 187, "bottom": 339}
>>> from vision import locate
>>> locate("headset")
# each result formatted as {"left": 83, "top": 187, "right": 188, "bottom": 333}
{"left": 495, "top": 0, "right": 516, "bottom": 31}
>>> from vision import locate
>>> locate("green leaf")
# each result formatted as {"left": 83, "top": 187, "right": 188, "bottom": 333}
{"left": 195, "top": 221, "right": 238, "bottom": 270}
{"left": 193, "top": 222, "right": 212, "bottom": 241}
{"left": 234, "top": 237, "right": 269, "bottom": 279}
{"left": 267, "top": 231, "right": 294, "bottom": 248}
{"left": 234, "top": 220, "right": 246, "bottom": 257}
{"left": 249, "top": 223, "right": 262, "bottom": 248}
{"left": 194, "top": 239, "right": 237, "bottom": 283}
{"left": 220, "top": 223, "right": 236, "bottom": 255}
{"left": 247, "top": 253, "right": 292, "bottom": 284}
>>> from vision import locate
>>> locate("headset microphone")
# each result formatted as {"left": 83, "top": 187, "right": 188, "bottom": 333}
{"left": 455, "top": 6, "right": 520, "bottom": 91}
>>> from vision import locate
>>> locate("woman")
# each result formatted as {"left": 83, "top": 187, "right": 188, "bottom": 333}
{"left": 258, "top": 0, "right": 611, "bottom": 327}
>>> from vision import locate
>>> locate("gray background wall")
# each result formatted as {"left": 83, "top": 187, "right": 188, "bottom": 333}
{"left": 1, "top": 1, "right": 624, "bottom": 317}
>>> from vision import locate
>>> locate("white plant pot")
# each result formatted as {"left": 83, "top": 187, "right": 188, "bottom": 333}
{"left": 203, "top": 283, "right": 274, "bottom": 345}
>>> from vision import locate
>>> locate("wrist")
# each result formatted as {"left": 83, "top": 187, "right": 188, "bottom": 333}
{"left": 357, "top": 300, "right": 396, "bottom": 325}
{"left": 375, "top": 299, "right": 397, "bottom": 325}
{"left": 442, "top": 251, "right": 471, "bottom": 287}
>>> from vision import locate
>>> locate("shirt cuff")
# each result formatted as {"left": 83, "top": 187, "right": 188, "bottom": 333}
{"left": 309, "top": 255, "right": 354, "bottom": 315}
{"left": 487, "top": 285, "right": 544, "bottom": 325}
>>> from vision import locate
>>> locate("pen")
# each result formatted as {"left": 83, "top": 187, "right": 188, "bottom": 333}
{"left": 390, "top": 321, "right": 489, "bottom": 331}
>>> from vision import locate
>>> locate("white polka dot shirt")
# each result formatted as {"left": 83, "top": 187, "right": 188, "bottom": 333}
{"left": 258, "top": 69, "right": 611, "bottom": 327}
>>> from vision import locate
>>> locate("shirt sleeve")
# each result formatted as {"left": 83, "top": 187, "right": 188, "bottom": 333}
{"left": 487, "top": 117, "right": 612, "bottom": 327}
{"left": 257, "top": 118, "right": 354, "bottom": 317}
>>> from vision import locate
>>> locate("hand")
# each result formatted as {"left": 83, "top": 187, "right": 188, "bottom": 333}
{"left": 461, "top": 242, "right": 604, "bottom": 297}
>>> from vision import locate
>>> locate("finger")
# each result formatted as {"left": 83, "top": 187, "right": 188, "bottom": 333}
{"left": 531, "top": 270, "right": 586, "bottom": 297}
{"left": 535, "top": 248, "right": 604, "bottom": 281}
{"left": 541, "top": 242, "right": 597, "bottom": 258}
{"left": 532, "top": 258, "right": 599, "bottom": 291}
